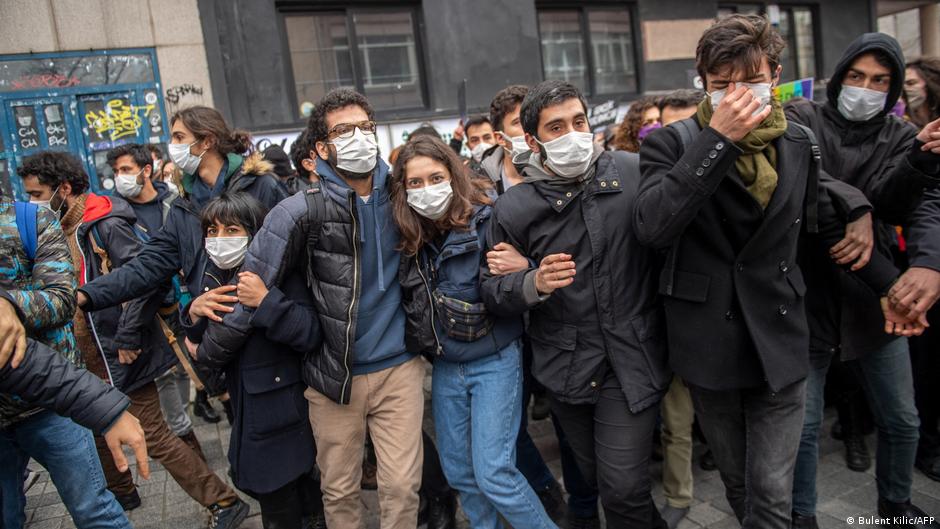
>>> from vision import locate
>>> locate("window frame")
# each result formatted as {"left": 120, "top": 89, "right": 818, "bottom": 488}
{"left": 277, "top": 4, "right": 430, "bottom": 122}
{"left": 535, "top": 2, "right": 643, "bottom": 99}
{"left": 717, "top": 2, "right": 822, "bottom": 82}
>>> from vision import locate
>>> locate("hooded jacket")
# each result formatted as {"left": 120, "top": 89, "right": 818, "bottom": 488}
{"left": 77, "top": 194, "right": 176, "bottom": 393}
{"left": 785, "top": 33, "right": 940, "bottom": 359}
{"left": 79, "top": 153, "right": 289, "bottom": 313}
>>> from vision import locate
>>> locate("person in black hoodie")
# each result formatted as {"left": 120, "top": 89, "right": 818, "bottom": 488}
{"left": 785, "top": 33, "right": 940, "bottom": 529}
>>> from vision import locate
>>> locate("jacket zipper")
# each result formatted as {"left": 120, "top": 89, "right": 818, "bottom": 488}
{"left": 414, "top": 254, "right": 442, "bottom": 355}
{"left": 340, "top": 193, "right": 360, "bottom": 403}
{"left": 76, "top": 226, "right": 115, "bottom": 387}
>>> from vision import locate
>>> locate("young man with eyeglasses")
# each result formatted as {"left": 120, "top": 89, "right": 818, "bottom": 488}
{"left": 211, "top": 88, "right": 425, "bottom": 529}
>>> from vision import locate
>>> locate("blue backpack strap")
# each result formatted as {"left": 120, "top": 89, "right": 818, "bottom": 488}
{"left": 14, "top": 201, "right": 38, "bottom": 261}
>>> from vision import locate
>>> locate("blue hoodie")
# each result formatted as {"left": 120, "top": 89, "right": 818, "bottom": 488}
{"left": 316, "top": 157, "right": 414, "bottom": 375}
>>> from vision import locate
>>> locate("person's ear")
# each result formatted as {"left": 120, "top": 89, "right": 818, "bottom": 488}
{"left": 142, "top": 165, "right": 152, "bottom": 183}
{"left": 773, "top": 64, "right": 783, "bottom": 86}
{"left": 525, "top": 132, "right": 540, "bottom": 154}
{"left": 315, "top": 142, "right": 331, "bottom": 161}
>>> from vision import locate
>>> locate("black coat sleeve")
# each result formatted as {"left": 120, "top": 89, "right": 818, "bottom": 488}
{"left": 0, "top": 339, "right": 130, "bottom": 435}
{"left": 249, "top": 286, "right": 321, "bottom": 353}
{"left": 634, "top": 126, "right": 742, "bottom": 249}
{"left": 904, "top": 187, "right": 940, "bottom": 272}
{"left": 479, "top": 208, "right": 542, "bottom": 317}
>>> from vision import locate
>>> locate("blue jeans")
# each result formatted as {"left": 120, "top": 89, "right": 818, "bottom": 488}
{"left": 433, "top": 341, "right": 557, "bottom": 529}
{"left": 793, "top": 338, "right": 920, "bottom": 514}
{"left": 0, "top": 411, "right": 130, "bottom": 529}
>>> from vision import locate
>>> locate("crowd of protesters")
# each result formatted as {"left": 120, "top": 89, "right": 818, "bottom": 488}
{"left": 2, "top": 13, "right": 940, "bottom": 529}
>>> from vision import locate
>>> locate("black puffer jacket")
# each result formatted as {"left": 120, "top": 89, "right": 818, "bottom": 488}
{"left": 785, "top": 33, "right": 940, "bottom": 359}
{"left": 481, "top": 151, "right": 670, "bottom": 410}
{"left": 0, "top": 289, "right": 129, "bottom": 433}
{"left": 80, "top": 153, "right": 288, "bottom": 311}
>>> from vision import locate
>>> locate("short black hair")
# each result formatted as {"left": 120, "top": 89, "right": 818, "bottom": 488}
{"left": 520, "top": 80, "right": 589, "bottom": 137}
{"left": 659, "top": 89, "right": 706, "bottom": 111}
{"left": 305, "top": 88, "right": 375, "bottom": 145}
{"left": 200, "top": 192, "right": 269, "bottom": 239}
{"left": 289, "top": 129, "right": 316, "bottom": 180}
{"left": 463, "top": 114, "right": 492, "bottom": 134}
{"left": 16, "top": 151, "right": 89, "bottom": 196}
{"left": 408, "top": 124, "right": 442, "bottom": 142}
{"left": 106, "top": 143, "right": 152, "bottom": 172}
{"left": 146, "top": 144, "right": 163, "bottom": 159}
{"left": 489, "top": 85, "right": 529, "bottom": 131}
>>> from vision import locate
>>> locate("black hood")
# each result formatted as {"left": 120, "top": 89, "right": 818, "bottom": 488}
{"left": 826, "top": 32, "right": 905, "bottom": 117}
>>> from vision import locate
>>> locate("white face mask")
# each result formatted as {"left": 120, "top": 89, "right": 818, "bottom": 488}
{"left": 331, "top": 127, "right": 378, "bottom": 174}
{"left": 499, "top": 132, "right": 531, "bottom": 163}
{"left": 906, "top": 87, "right": 926, "bottom": 109}
{"left": 114, "top": 168, "right": 144, "bottom": 198}
{"left": 470, "top": 142, "right": 494, "bottom": 162}
{"left": 30, "top": 185, "right": 61, "bottom": 212}
{"left": 838, "top": 85, "right": 888, "bottom": 122}
{"left": 406, "top": 181, "right": 454, "bottom": 220}
{"left": 205, "top": 236, "right": 249, "bottom": 270}
{"left": 169, "top": 141, "right": 206, "bottom": 175}
{"left": 710, "top": 82, "right": 774, "bottom": 117}
{"left": 537, "top": 131, "right": 596, "bottom": 179}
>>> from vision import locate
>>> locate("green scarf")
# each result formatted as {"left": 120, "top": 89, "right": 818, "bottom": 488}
{"left": 696, "top": 97, "right": 787, "bottom": 209}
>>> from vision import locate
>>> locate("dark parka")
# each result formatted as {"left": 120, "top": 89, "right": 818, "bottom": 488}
{"left": 400, "top": 204, "right": 522, "bottom": 362}
{"left": 79, "top": 153, "right": 288, "bottom": 312}
{"left": 0, "top": 289, "right": 129, "bottom": 433}
{"left": 785, "top": 33, "right": 940, "bottom": 360}
{"left": 77, "top": 194, "right": 176, "bottom": 393}
{"left": 635, "top": 121, "right": 899, "bottom": 392}
{"left": 480, "top": 151, "right": 670, "bottom": 411}
{"left": 191, "top": 263, "right": 317, "bottom": 496}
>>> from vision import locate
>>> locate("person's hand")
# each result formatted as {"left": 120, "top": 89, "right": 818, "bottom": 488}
{"left": 887, "top": 267, "right": 940, "bottom": 318}
{"left": 916, "top": 117, "right": 940, "bottom": 154}
{"left": 534, "top": 254, "right": 577, "bottom": 295}
{"left": 881, "top": 297, "right": 929, "bottom": 336}
{"left": 188, "top": 285, "right": 238, "bottom": 323}
{"left": 237, "top": 272, "right": 269, "bottom": 308}
{"left": 117, "top": 349, "right": 141, "bottom": 365}
{"left": 0, "top": 297, "right": 26, "bottom": 370}
{"left": 708, "top": 83, "right": 773, "bottom": 143}
{"left": 453, "top": 121, "right": 465, "bottom": 142}
{"left": 77, "top": 291, "right": 88, "bottom": 308}
{"left": 103, "top": 411, "right": 150, "bottom": 479}
{"left": 830, "top": 212, "right": 873, "bottom": 271}
{"left": 184, "top": 337, "right": 199, "bottom": 360}
{"left": 486, "top": 243, "right": 530, "bottom": 276}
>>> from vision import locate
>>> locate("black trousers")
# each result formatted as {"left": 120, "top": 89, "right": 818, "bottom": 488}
{"left": 549, "top": 374, "right": 665, "bottom": 529}
{"left": 257, "top": 471, "right": 323, "bottom": 529}
{"left": 911, "top": 306, "right": 940, "bottom": 460}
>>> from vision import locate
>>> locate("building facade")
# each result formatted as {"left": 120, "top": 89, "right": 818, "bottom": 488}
{"left": 1, "top": 0, "right": 936, "bottom": 198}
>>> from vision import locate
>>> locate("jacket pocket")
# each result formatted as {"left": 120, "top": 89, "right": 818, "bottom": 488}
{"left": 787, "top": 268, "right": 807, "bottom": 298}
{"left": 242, "top": 364, "right": 305, "bottom": 439}
{"left": 630, "top": 308, "right": 671, "bottom": 391}
{"left": 434, "top": 290, "right": 495, "bottom": 342}
{"left": 528, "top": 319, "right": 577, "bottom": 350}
{"left": 659, "top": 269, "right": 711, "bottom": 303}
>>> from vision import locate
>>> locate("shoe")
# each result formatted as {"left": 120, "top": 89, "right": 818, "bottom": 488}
{"left": 878, "top": 498, "right": 940, "bottom": 528}
{"left": 792, "top": 511, "right": 820, "bottom": 529}
{"left": 179, "top": 431, "right": 207, "bottom": 462}
{"left": 844, "top": 434, "right": 871, "bottom": 472}
{"left": 418, "top": 494, "right": 456, "bottom": 529}
{"left": 115, "top": 489, "right": 141, "bottom": 511}
{"left": 699, "top": 449, "right": 717, "bottom": 471}
{"left": 661, "top": 505, "right": 689, "bottom": 529}
{"left": 209, "top": 500, "right": 249, "bottom": 529}
{"left": 303, "top": 511, "right": 327, "bottom": 529}
{"left": 194, "top": 390, "right": 221, "bottom": 424}
{"left": 566, "top": 514, "right": 601, "bottom": 529}
{"left": 916, "top": 456, "right": 940, "bottom": 483}
{"left": 536, "top": 481, "right": 568, "bottom": 522}
{"left": 360, "top": 458, "right": 378, "bottom": 490}
{"left": 531, "top": 392, "right": 552, "bottom": 421}
{"left": 23, "top": 469, "right": 40, "bottom": 493}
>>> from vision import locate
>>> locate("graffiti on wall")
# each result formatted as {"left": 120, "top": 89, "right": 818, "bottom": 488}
{"left": 84, "top": 98, "right": 155, "bottom": 141}
{"left": 11, "top": 74, "right": 81, "bottom": 91}
{"left": 165, "top": 84, "right": 205, "bottom": 113}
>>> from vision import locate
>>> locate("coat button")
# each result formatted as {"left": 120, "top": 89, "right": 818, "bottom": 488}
{"left": 450, "top": 318, "right": 456, "bottom": 324}
{"left": 736, "top": 263, "right": 744, "bottom": 272}
{"left": 565, "top": 192, "right": 573, "bottom": 197}
{"left": 695, "top": 168, "right": 705, "bottom": 176}
{"left": 709, "top": 150, "right": 718, "bottom": 159}
{"left": 275, "top": 376, "right": 281, "bottom": 383}
{"left": 702, "top": 158, "right": 711, "bottom": 167}
{"left": 725, "top": 310, "right": 734, "bottom": 320}
{"left": 600, "top": 181, "right": 608, "bottom": 188}
{"left": 779, "top": 260, "right": 789, "bottom": 272}
{"left": 556, "top": 199, "right": 563, "bottom": 206}
{"left": 716, "top": 142, "right": 725, "bottom": 150}
{"left": 590, "top": 381, "right": 598, "bottom": 388}
{"left": 778, "top": 305, "right": 788, "bottom": 315}
{"left": 612, "top": 180, "right": 619, "bottom": 187}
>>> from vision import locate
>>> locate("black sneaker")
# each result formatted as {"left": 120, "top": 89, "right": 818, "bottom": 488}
{"left": 209, "top": 500, "right": 249, "bottom": 529}
{"left": 115, "top": 489, "right": 141, "bottom": 511}
{"left": 844, "top": 434, "right": 871, "bottom": 472}
{"left": 699, "top": 449, "right": 717, "bottom": 471}
{"left": 791, "top": 511, "right": 820, "bottom": 529}
{"left": 877, "top": 498, "right": 940, "bottom": 528}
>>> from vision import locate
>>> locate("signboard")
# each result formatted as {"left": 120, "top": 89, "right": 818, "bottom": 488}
{"left": 774, "top": 78, "right": 814, "bottom": 104}
{"left": 589, "top": 100, "right": 619, "bottom": 130}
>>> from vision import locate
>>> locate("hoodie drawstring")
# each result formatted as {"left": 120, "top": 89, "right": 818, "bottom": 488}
{"left": 372, "top": 185, "right": 386, "bottom": 293}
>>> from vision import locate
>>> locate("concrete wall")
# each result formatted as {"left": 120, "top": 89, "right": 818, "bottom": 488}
{"left": 0, "top": 0, "right": 214, "bottom": 111}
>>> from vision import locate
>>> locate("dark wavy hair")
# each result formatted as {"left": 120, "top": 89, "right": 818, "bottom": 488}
{"left": 520, "top": 80, "right": 588, "bottom": 137}
{"left": 289, "top": 129, "right": 316, "bottom": 180}
{"left": 306, "top": 88, "right": 375, "bottom": 145}
{"left": 696, "top": 14, "right": 785, "bottom": 84}
{"left": 390, "top": 136, "right": 492, "bottom": 256}
{"left": 16, "top": 151, "right": 89, "bottom": 196}
{"left": 200, "top": 192, "right": 268, "bottom": 239}
{"left": 907, "top": 57, "right": 940, "bottom": 123}
{"left": 171, "top": 106, "right": 252, "bottom": 156}
{"left": 489, "top": 85, "right": 529, "bottom": 132}
{"left": 106, "top": 143, "right": 152, "bottom": 172}
{"left": 611, "top": 96, "right": 661, "bottom": 153}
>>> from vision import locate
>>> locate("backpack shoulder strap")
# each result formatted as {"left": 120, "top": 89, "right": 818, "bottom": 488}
{"left": 89, "top": 225, "right": 112, "bottom": 275}
{"left": 672, "top": 117, "right": 699, "bottom": 153}
{"left": 790, "top": 122, "right": 821, "bottom": 234}
{"left": 659, "top": 118, "right": 700, "bottom": 296}
{"left": 304, "top": 184, "right": 326, "bottom": 287}
{"left": 13, "top": 201, "right": 38, "bottom": 262}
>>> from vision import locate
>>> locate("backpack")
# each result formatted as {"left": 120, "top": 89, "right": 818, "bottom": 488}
{"left": 13, "top": 201, "right": 38, "bottom": 262}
